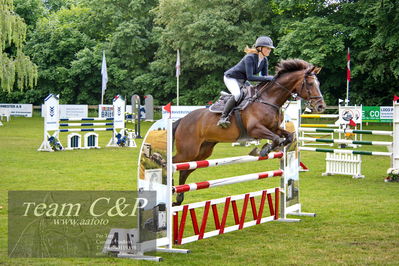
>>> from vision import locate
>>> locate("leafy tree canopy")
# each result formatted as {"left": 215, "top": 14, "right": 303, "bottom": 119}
{"left": 3, "top": 0, "right": 398, "bottom": 106}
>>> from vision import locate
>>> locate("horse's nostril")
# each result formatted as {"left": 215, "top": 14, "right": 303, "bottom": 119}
{"left": 315, "top": 105, "right": 325, "bottom": 113}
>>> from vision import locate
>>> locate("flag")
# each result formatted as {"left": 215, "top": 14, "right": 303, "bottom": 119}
{"left": 347, "top": 48, "right": 351, "bottom": 82}
{"left": 163, "top": 102, "right": 172, "bottom": 114}
{"left": 176, "top": 49, "right": 180, "bottom": 77}
{"left": 101, "top": 51, "right": 108, "bottom": 94}
{"left": 394, "top": 95, "right": 399, "bottom": 102}
{"left": 349, "top": 119, "right": 356, "bottom": 127}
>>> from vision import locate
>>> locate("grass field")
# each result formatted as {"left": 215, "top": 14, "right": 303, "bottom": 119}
{"left": 1, "top": 115, "right": 399, "bottom": 265}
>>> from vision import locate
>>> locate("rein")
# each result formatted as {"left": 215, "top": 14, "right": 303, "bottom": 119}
{"left": 251, "top": 72, "right": 323, "bottom": 111}
{"left": 251, "top": 77, "right": 299, "bottom": 110}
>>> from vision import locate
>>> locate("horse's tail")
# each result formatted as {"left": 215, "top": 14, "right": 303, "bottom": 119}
{"left": 172, "top": 118, "right": 182, "bottom": 144}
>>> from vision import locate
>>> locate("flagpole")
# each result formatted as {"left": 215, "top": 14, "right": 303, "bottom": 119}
{"left": 177, "top": 74, "right": 179, "bottom": 106}
{"left": 346, "top": 47, "right": 350, "bottom": 106}
{"left": 176, "top": 49, "right": 180, "bottom": 106}
{"left": 101, "top": 50, "right": 108, "bottom": 105}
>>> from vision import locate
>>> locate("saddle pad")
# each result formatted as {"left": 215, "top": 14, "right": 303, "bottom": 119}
{"left": 209, "top": 92, "right": 252, "bottom": 113}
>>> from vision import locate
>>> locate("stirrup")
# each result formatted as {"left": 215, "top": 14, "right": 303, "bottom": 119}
{"left": 217, "top": 117, "right": 231, "bottom": 128}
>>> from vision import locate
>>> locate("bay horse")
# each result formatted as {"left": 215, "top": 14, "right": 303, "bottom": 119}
{"left": 172, "top": 59, "right": 326, "bottom": 205}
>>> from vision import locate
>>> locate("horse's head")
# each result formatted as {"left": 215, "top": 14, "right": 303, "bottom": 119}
{"left": 296, "top": 66, "right": 326, "bottom": 113}
{"left": 256, "top": 59, "right": 326, "bottom": 113}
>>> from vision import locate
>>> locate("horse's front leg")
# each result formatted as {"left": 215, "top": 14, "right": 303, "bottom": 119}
{"left": 248, "top": 125, "right": 284, "bottom": 157}
{"left": 276, "top": 127, "right": 294, "bottom": 147}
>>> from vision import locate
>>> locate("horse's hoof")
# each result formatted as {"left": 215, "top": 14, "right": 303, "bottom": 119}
{"left": 249, "top": 147, "right": 260, "bottom": 156}
{"left": 260, "top": 146, "right": 271, "bottom": 157}
{"left": 175, "top": 193, "right": 184, "bottom": 206}
{"left": 277, "top": 137, "right": 285, "bottom": 147}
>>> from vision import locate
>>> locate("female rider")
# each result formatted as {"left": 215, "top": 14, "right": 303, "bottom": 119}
{"left": 217, "top": 36, "right": 275, "bottom": 128}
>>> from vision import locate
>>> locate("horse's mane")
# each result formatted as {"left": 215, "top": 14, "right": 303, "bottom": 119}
{"left": 275, "top": 59, "right": 312, "bottom": 78}
{"left": 255, "top": 59, "right": 313, "bottom": 89}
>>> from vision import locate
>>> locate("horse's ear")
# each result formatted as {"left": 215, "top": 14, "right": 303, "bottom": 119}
{"left": 313, "top": 67, "right": 322, "bottom": 74}
{"left": 307, "top": 66, "right": 316, "bottom": 74}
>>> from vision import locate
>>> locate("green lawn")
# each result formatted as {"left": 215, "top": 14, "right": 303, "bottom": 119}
{"left": 1, "top": 116, "right": 398, "bottom": 265}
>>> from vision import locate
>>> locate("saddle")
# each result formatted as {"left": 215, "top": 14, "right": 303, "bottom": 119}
{"left": 209, "top": 84, "right": 258, "bottom": 142}
{"left": 208, "top": 84, "right": 257, "bottom": 113}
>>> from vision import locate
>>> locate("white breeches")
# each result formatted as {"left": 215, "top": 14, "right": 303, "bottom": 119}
{"left": 223, "top": 76, "right": 241, "bottom": 101}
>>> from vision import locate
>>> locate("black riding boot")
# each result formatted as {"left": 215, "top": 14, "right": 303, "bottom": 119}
{"left": 217, "top": 97, "right": 236, "bottom": 128}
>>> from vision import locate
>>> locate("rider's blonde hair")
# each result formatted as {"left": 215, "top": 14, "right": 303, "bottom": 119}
{"left": 244, "top": 46, "right": 259, "bottom": 54}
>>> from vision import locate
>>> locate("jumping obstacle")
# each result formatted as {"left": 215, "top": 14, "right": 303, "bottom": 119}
{"left": 300, "top": 104, "right": 363, "bottom": 148}
{"left": 38, "top": 94, "right": 128, "bottom": 151}
{"left": 295, "top": 99, "right": 399, "bottom": 178}
{"left": 300, "top": 113, "right": 339, "bottom": 147}
{"left": 169, "top": 150, "right": 288, "bottom": 247}
{"left": 103, "top": 100, "right": 313, "bottom": 261}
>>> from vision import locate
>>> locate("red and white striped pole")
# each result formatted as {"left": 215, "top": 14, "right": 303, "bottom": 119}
{"left": 173, "top": 169, "right": 283, "bottom": 193}
{"left": 173, "top": 151, "right": 284, "bottom": 172}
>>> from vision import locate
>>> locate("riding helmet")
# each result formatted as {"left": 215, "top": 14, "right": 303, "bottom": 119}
{"left": 254, "top": 36, "right": 275, "bottom": 49}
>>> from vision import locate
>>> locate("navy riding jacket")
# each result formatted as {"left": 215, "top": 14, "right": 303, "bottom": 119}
{"left": 224, "top": 53, "right": 272, "bottom": 82}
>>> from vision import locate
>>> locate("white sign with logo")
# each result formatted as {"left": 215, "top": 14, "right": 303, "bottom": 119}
{"left": 0, "top": 104, "right": 33, "bottom": 117}
{"left": 380, "top": 106, "right": 394, "bottom": 120}
{"left": 337, "top": 105, "right": 362, "bottom": 125}
{"left": 99, "top": 104, "right": 146, "bottom": 119}
{"left": 162, "top": 105, "right": 206, "bottom": 120}
{"left": 41, "top": 104, "right": 88, "bottom": 118}
{"left": 60, "top": 105, "right": 88, "bottom": 118}
{"left": 98, "top": 104, "right": 113, "bottom": 118}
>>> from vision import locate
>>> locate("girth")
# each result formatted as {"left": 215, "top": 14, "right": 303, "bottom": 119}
{"left": 233, "top": 110, "right": 251, "bottom": 141}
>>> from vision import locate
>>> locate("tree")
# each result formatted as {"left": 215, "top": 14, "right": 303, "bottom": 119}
{"left": 25, "top": 6, "right": 96, "bottom": 103}
{"left": 13, "top": 0, "right": 46, "bottom": 31}
{"left": 347, "top": 0, "right": 399, "bottom": 105}
{"left": 275, "top": 16, "right": 347, "bottom": 104}
{"left": 0, "top": 0, "right": 38, "bottom": 93}
{"left": 151, "top": 0, "right": 278, "bottom": 105}
{"left": 82, "top": 0, "right": 158, "bottom": 103}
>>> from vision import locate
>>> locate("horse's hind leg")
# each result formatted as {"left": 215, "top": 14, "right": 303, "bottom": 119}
{"left": 174, "top": 141, "right": 218, "bottom": 206}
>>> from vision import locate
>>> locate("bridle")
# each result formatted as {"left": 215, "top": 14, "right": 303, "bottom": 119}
{"left": 252, "top": 71, "right": 323, "bottom": 110}
{"left": 298, "top": 73, "right": 324, "bottom": 109}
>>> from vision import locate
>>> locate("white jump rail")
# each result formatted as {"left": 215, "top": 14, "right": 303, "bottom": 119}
{"left": 173, "top": 169, "right": 283, "bottom": 193}
{"left": 172, "top": 151, "right": 283, "bottom": 172}
{"left": 299, "top": 137, "right": 392, "bottom": 146}
{"left": 299, "top": 128, "right": 393, "bottom": 136}
{"left": 299, "top": 147, "right": 392, "bottom": 157}
{"left": 301, "top": 114, "right": 339, "bottom": 118}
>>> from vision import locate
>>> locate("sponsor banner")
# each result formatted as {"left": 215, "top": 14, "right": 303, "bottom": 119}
{"left": 98, "top": 104, "right": 113, "bottom": 118}
{"left": 60, "top": 105, "right": 88, "bottom": 118}
{"left": 42, "top": 104, "right": 88, "bottom": 118}
{"left": 362, "top": 106, "right": 393, "bottom": 122}
{"left": 0, "top": 104, "right": 32, "bottom": 117}
{"left": 162, "top": 105, "right": 206, "bottom": 120}
{"left": 99, "top": 105, "right": 146, "bottom": 119}
{"left": 8, "top": 191, "right": 156, "bottom": 258}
